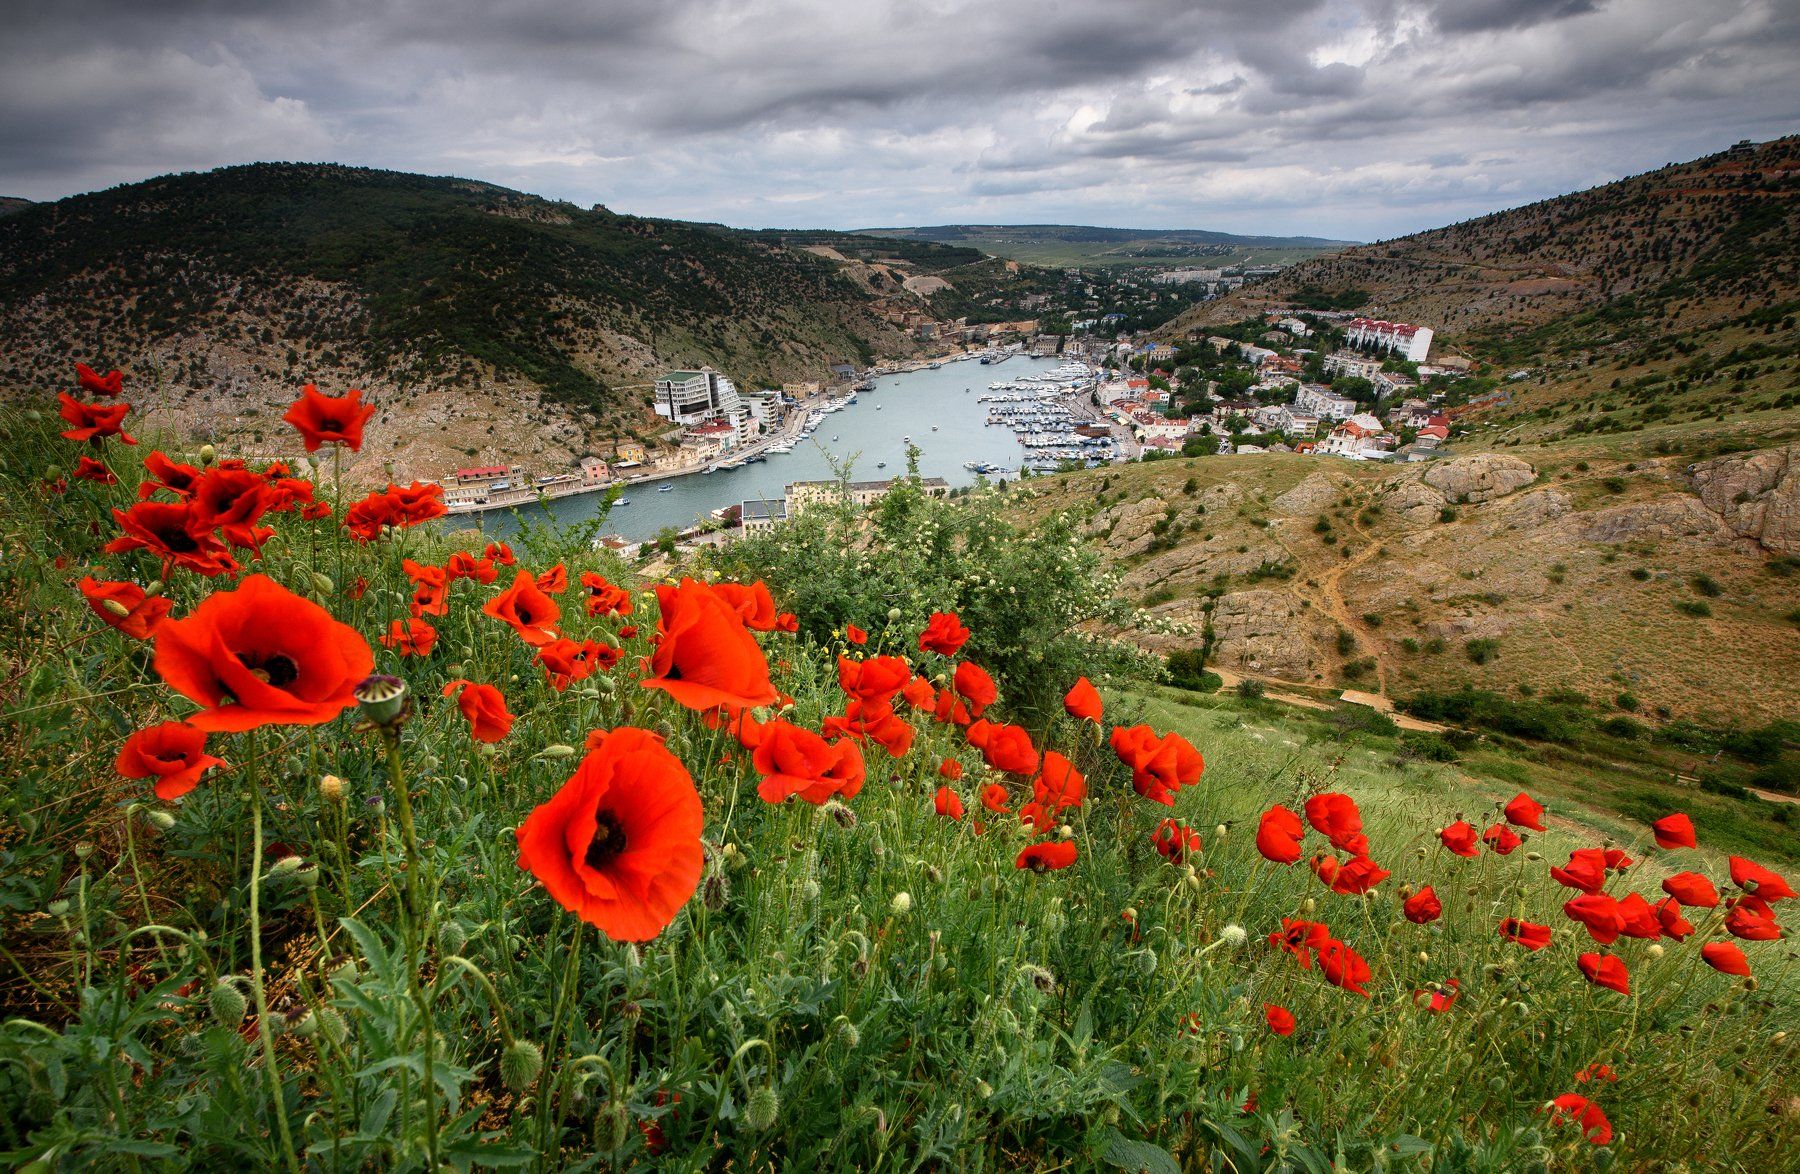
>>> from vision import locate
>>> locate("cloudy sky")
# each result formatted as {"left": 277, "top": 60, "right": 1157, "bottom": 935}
{"left": 3, "top": 0, "right": 1796, "bottom": 240}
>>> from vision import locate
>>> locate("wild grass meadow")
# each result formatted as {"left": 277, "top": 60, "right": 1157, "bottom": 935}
{"left": 0, "top": 371, "right": 1795, "bottom": 1171}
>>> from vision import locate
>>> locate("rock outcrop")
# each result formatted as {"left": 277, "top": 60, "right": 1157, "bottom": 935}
{"left": 1204, "top": 589, "right": 1322, "bottom": 679}
{"left": 1576, "top": 498, "right": 1730, "bottom": 546}
{"left": 1422, "top": 454, "right": 1536, "bottom": 504}
{"left": 1689, "top": 445, "right": 1800, "bottom": 555}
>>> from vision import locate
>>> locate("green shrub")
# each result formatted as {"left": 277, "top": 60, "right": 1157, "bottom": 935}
{"left": 1399, "top": 731, "right": 1460, "bottom": 761}
{"left": 1598, "top": 716, "right": 1646, "bottom": 740}
{"left": 1465, "top": 637, "right": 1500, "bottom": 665}
{"left": 1674, "top": 599, "right": 1712, "bottom": 617}
{"left": 1690, "top": 573, "right": 1723, "bottom": 598}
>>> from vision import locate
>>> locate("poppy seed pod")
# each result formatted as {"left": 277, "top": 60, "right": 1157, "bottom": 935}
{"left": 353, "top": 675, "right": 408, "bottom": 726}
{"left": 208, "top": 980, "right": 247, "bottom": 1026}
{"left": 501, "top": 1040, "right": 543, "bottom": 1093}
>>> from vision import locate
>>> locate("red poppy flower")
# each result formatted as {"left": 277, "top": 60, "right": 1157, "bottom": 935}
{"left": 1499, "top": 918, "right": 1553, "bottom": 951}
{"left": 931, "top": 687, "right": 971, "bottom": 726}
{"left": 1651, "top": 897, "right": 1694, "bottom": 939}
{"left": 1151, "top": 818, "right": 1202, "bottom": 860}
{"left": 1647, "top": 812, "right": 1695, "bottom": 850}
{"left": 1256, "top": 804, "right": 1306, "bottom": 864}
{"left": 105, "top": 501, "right": 238, "bottom": 578}
{"left": 265, "top": 476, "right": 316, "bottom": 514}
{"left": 1482, "top": 823, "right": 1522, "bottom": 855}
{"left": 190, "top": 468, "right": 273, "bottom": 547}
{"left": 1701, "top": 940, "right": 1751, "bottom": 976}
{"left": 1263, "top": 1004, "right": 1295, "bottom": 1036}
{"left": 1574, "top": 1062, "right": 1618, "bottom": 1085}
{"left": 918, "top": 610, "right": 970, "bottom": 656}
{"left": 641, "top": 579, "right": 779, "bottom": 712}
{"left": 579, "top": 571, "right": 632, "bottom": 616}
{"left": 389, "top": 481, "right": 447, "bottom": 524}
{"left": 76, "top": 363, "right": 125, "bottom": 397}
{"left": 115, "top": 722, "right": 225, "bottom": 801}
{"left": 967, "top": 719, "right": 1040, "bottom": 776}
{"left": 515, "top": 727, "right": 704, "bottom": 941}
{"left": 933, "top": 786, "right": 965, "bottom": 820}
{"left": 1602, "top": 847, "right": 1633, "bottom": 871}
{"left": 380, "top": 617, "right": 438, "bottom": 657}
{"left": 1328, "top": 855, "right": 1390, "bottom": 896}
{"left": 845, "top": 623, "right": 867, "bottom": 645}
{"left": 537, "top": 637, "right": 620, "bottom": 691}
{"left": 1615, "top": 893, "right": 1662, "bottom": 940}
{"left": 73, "top": 455, "right": 117, "bottom": 484}
{"left": 1661, "top": 871, "right": 1719, "bottom": 907}
{"left": 1563, "top": 893, "right": 1626, "bottom": 944}
{"left": 1577, "top": 953, "right": 1630, "bottom": 995}
{"left": 79, "top": 576, "right": 173, "bottom": 639}
{"left": 708, "top": 581, "right": 780, "bottom": 631}
{"left": 1304, "top": 792, "right": 1367, "bottom": 855}
{"left": 153, "top": 574, "right": 373, "bottom": 731}
{"left": 58, "top": 393, "right": 136, "bottom": 445}
{"left": 1403, "top": 886, "right": 1442, "bottom": 924}
{"left": 1109, "top": 724, "right": 1203, "bottom": 806}
{"left": 839, "top": 654, "right": 912, "bottom": 707}
{"left": 1317, "top": 938, "right": 1372, "bottom": 997}
{"left": 1504, "top": 792, "right": 1547, "bottom": 832}
{"left": 444, "top": 551, "right": 497, "bottom": 585}
{"left": 753, "top": 719, "right": 867, "bottom": 805}
{"left": 1270, "top": 919, "right": 1330, "bottom": 968}
{"left": 980, "top": 782, "right": 1011, "bottom": 814}
{"left": 952, "top": 660, "right": 998, "bottom": 719}
{"left": 902, "top": 674, "right": 937, "bottom": 711}
{"left": 1438, "top": 820, "right": 1480, "bottom": 857}
{"left": 1550, "top": 848, "right": 1609, "bottom": 893}
{"left": 282, "top": 384, "right": 375, "bottom": 452}
{"left": 1545, "top": 1094, "right": 1613, "bottom": 1145}
{"left": 484, "top": 569, "right": 563, "bottom": 646}
{"left": 443, "top": 680, "right": 514, "bottom": 742}
{"left": 1020, "top": 751, "right": 1086, "bottom": 828}
{"left": 1063, "top": 676, "right": 1103, "bottom": 723}
{"left": 403, "top": 559, "right": 450, "bottom": 616}
{"left": 535, "top": 563, "right": 569, "bottom": 594}
{"left": 140, "top": 451, "right": 202, "bottom": 499}
{"left": 1016, "top": 840, "right": 1077, "bottom": 871}
{"left": 485, "top": 541, "right": 516, "bottom": 566}
{"left": 1724, "top": 903, "right": 1782, "bottom": 941}
{"left": 1728, "top": 856, "right": 1794, "bottom": 901}
{"left": 938, "top": 758, "right": 963, "bottom": 781}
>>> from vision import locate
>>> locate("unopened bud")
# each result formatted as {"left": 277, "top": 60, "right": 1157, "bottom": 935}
{"left": 198, "top": 444, "right": 217, "bottom": 466}
{"left": 745, "top": 1087, "right": 780, "bottom": 1132}
{"left": 536, "top": 744, "right": 576, "bottom": 760}
{"left": 209, "top": 981, "right": 247, "bottom": 1026}
{"left": 146, "top": 810, "right": 176, "bottom": 830}
{"left": 890, "top": 891, "right": 913, "bottom": 915}
{"left": 103, "top": 599, "right": 132, "bottom": 618}
{"left": 500, "top": 1040, "right": 543, "bottom": 1093}
{"left": 319, "top": 775, "right": 346, "bottom": 803}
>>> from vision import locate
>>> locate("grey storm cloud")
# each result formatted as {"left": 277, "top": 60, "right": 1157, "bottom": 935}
{"left": 0, "top": 0, "right": 1795, "bottom": 240}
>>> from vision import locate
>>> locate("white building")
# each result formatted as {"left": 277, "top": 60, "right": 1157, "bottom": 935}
{"left": 1277, "top": 318, "right": 1313, "bottom": 337}
{"left": 654, "top": 368, "right": 741, "bottom": 425}
{"left": 1294, "top": 384, "right": 1359, "bottom": 421}
{"left": 1322, "top": 351, "right": 1385, "bottom": 382}
{"left": 1344, "top": 318, "right": 1433, "bottom": 362}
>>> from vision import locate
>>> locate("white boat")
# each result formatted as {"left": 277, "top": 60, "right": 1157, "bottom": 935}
{"left": 658, "top": 484, "right": 673, "bottom": 492}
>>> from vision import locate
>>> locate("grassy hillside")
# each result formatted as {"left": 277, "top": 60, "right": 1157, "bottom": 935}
{"left": 0, "top": 164, "right": 935, "bottom": 480}
{"left": 863, "top": 224, "right": 1354, "bottom": 270}
{"left": 1, "top": 396, "right": 1794, "bottom": 1167}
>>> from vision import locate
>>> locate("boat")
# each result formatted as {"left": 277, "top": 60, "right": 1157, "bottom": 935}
{"left": 931, "top": 425, "right": 939, "bottom": 431}
{"left": 658, "top": 484, "right": 673, "bottom": 492}
{"left": 875, "top": 404, "right": 883, "bottom": 410}
{"left": 832, "top": 436, "right": 839, "bottom": 442}
{"left": 617, "top": 498, "right": 632, "bottom": 506}
{"left": 701, "top": 467, "right": 715, "bottom": 474}
{"left": 876, "top": 461, "right": 887, "bottom": 469}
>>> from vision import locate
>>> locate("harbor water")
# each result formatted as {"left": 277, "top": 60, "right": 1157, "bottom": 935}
{"left": 470, "top": 355, "right": 1075, "bottom": 542}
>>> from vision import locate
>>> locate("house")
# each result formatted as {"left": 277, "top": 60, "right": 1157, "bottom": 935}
{"left": 1322, "top": 351, "right": 1385, "bottom": 382}
{"left": 1414, "top": 424, "right": 1451, "bottom": 450}
{"left": 439, "top": 464, "right": 523, "bottom": 506}
{"left": 579, "top": 457, "right": 610, "bottom": 485}
{"left": 1320, "top": 421, "right": 1398, "bottom": 459}
{"left": 1277, "top": 318, "right": 1312, "bottom": 337}
{"left": 1375, "top": 370, "right": 1417, "bottom": 399}
{"left": 1237, "top": 345, "right": 1278, "bottom": 366}
{"left": 655, "top": 368, "right": 741, "bottom": 425}
{"left": 738, "top": 497, "right": 789, "bottom": 534}
{"left": 1277, "top": 408, "right": 1320, "bottom": 437}
{"left": 1347, "top": 412, "right": 1384, "bottom": 433}
{"left": 785, "top": 476, "right": 951, "bottom": 516}
{"left": 1262, "top": 355, "right": 1305, "bottom": 378}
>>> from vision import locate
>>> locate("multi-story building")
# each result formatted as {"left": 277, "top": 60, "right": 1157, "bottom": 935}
{"left": 439, "top": 464, "right": 522, "bottom": 506}
{"left": 784, "top": 477, "right": 951, "bottom": 517}
{"left": 654, "top": 368, "right": 741, "bottom": 425}
{"left": 1322, "top": 350, "right": 1384, "bottom": 382}
{"left": 1294, "top": 383, "right": 1359, "bottom": 420}
{"left": 1344, "top": 318, "right": 1433, "bottom": 362}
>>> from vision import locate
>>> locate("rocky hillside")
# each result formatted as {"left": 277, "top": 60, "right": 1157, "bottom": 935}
{"left": 0, "top": 165, "right": 953, "bottom": 481}
{"left": 1012, "top": 441, "right": 1800, "bottom": 725}
{"left": 1167, "top": 136, "right": 1799, "bottom": 358}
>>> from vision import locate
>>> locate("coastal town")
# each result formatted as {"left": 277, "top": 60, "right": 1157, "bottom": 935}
{"left": 436, "top": 290, "right": 1505, "bottom": 556}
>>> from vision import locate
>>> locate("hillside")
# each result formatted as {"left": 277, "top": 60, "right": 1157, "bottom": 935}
{"left": 862, "top": 223, "right": 1355, "bottom": 269}
{"left": 1165, "top": 138, "right": 1800, "bottom": 424}
{"left": 1011, "top": 444, "right": 1800, "bottom": 731}
{"left": 0, "top": 165, "right": 946, "bottom": 481}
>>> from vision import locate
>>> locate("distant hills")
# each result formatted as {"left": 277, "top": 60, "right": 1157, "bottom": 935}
{"left": 0, "top": 164, "right": 951, "bottom": 478}
{"left": 859, "top": 224, "right": 1356, "bottom": 268}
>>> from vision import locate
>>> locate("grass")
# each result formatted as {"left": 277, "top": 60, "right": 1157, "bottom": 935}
{"left": 1, "top": 400, "right": 1797, "bottom": 1170}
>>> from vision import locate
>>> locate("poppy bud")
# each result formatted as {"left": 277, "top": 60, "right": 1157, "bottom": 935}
{"left": 1219, "top": 924, "right": 1247, "bottom": 947}
{"left": 353, "top": 675, "right": 408, "bottom": 726}
{"left": 437, "top": 922, "right": 467, "bottom": 956}
{"left": 887, "top": 607, "right": 902, "bottom": 621}
{"left": 745, "top": 1087, "right": 780, "bottom": 1132}
{"left": 143, "top": 580, "right": 164, "bottom": 597}
{"left": 702, "top": 872, "right": 731, "bottom": 910}
{"left": 1214, "top": 824, "right": 1227, "bottom": 840}
{"left": 1122, "top": 907, "right": 1138, "bottom": 922}
{"left": 598, "top": 1101, "right": 630, "bottom": 1151}
{"left": 320, "top": 775, "right": 346, "bottom": 803}
{"left": 802, "top": 879, "right": 821, "bottom": 900}
{"left": 269, "top": 855, "right": 302, "bottom": 876}
{"left": 1418, "top": 951, "right": 1430, "bottom": 963}
{"left": 1647, "top": 943, "right": 1665, "bottom": 958}
{"left": 836, "top": 1018, "right": 861, "bottom": 1049}
{"left": 43, "top": 464, "right": 63, "bottom": 481}
{"left": 501, "top": 1040, "right": 543, "bottom": 1093}
{"left": 890, "top": 891, "right": 913, "bottom": 914}
{"left": 1134, "top": 949, "right": 1158, "bottom": 976}
{"left": 102, "top": 598, "right": 132, "bottom": 618}
{"left": 1301, "top": 898, "right": 1316, "bottom": 913}
{"left": 535, "top": 744, "right": 576, "bottom": 759}
{"left": 310, "top": 573, "right": 334, "bottom": 596}
{"left": 198, "top": 444, "right": 217, "bottom": 465}
{"left": 209, "top": 980, "right": 247, "bottom": 1026}
{"left": 146, "top": 810, "right": 176, "bottom": 830}
{"left": 74, "top": 842, "right": 94, "bottom": 859}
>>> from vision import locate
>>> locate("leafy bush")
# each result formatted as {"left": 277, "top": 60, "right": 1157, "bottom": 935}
{"left": 1165, "top": 649, "right": 1219, "bottom": 693}
{"left": 1399, "top": 732, "right": 1460, "bottom": 761}
{"left": 1465, "top": 638, "right": 1500, "bottom": 665}
{"left": 1674, "top": 599, "right": 1712, "bottom": 617}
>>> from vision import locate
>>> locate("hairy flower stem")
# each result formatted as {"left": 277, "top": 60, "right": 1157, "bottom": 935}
{"left": 536, "top": 919, "right": 587, "bottom": 1164}
{"left": 384, "top": 728, "right": 441, "bottom": 1167}
{"left": 245, "top": 735, "right": 302, "bottom": 1174}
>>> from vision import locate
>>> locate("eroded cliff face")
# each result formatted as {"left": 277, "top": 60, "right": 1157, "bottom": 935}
{"left": 1689, "top": 445, "right": 1800, "bottom": 555}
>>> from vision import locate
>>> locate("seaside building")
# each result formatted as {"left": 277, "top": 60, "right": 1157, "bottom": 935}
{"left": 439, "top": 464, "right": 523, "bottom": 506}
{"left": 783, "top": 476, "right": 952, "bottom": 517}
{"left": 1344, "top": 318, "right": 1434, "bottom": 362}
{"left": 654, "top": 368, "right": 741, "bottom": 425}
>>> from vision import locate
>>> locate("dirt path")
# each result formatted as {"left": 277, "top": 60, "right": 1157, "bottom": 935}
{"left": 1309, "top": 486, "right": 1392, "bottom": 695}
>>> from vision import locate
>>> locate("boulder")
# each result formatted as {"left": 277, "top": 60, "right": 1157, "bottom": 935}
{"left": 1422, "top": 454, "right": 1536, "bottom": 504}
{"left": 1497, "top": 488, "right": 1572, "bottom": 529}
{"left": 1576, "top": 498, "right": 1730, "bottom": 545}
{"left": 1204, "top": 589, "right": 1322, "bottom": 679}
{"left": 1689, "top": 445, "right": 1800, "bottom": 555}
{"left": 1387, "top": 480, "right": 1449, "bottom": 527}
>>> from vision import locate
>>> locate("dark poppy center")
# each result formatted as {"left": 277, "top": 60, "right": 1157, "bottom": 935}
{"left": 320, "top": 416, "right": 343, "bottom": 431}
{"left": 584, "top": 813, "right": 627, "bottom": 871}
{"left": 237, "top": 651, "right": 301, "bottom": 688}
{"left": 159, "top": 526, "right": 199, "bottom": 552}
